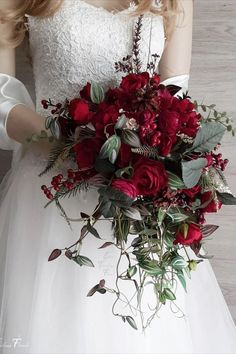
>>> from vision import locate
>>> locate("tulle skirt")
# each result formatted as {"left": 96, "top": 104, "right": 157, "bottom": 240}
{"left": 0, "top": 148, "right": 236, "bottom": 354}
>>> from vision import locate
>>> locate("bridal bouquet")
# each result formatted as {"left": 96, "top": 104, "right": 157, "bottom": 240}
{"left": 33, "top": 16, "right": 236, "bottom": 330}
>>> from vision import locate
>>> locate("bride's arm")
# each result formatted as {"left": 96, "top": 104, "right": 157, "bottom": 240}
{"left": 0, "top": 0, "right": 51, "bottom": 152}
{"left": 158, "top": 0, "right": 193, "bottom": 93}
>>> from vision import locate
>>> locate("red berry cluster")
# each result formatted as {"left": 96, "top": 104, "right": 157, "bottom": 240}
{"left": 41, "top": 169, "right": 93, "bottom": 200}
{"left": 195, "top": 209, "right": 206, "bottom": 225}
{"left": 211, "top": 152, "right": 229, "bottom": 171}
{"left": 41, "top": 99, "right": 62, "bottom": 114}
{"left": 41, "top": 185, "right": 54, "bottom": 200}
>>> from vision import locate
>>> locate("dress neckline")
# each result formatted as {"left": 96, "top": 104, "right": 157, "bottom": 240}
{"left": 80, "top": 0, "right": 137, "bottom": 16}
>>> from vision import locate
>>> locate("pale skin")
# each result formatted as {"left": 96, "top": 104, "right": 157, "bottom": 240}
{"left": 0, "top": 0, "right": 193, "bottom": 156}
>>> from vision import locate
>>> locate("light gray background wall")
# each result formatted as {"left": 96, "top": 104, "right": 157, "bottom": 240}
{"left": 0, "top": 0, "right": 235, "bottom": 323}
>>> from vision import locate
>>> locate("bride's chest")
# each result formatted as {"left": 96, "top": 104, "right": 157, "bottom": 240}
{"left": 27, "top": 0, "right": 165, "bottom": 69}
{"left": 25, "top": 0, "right": 165, "bottom": 109}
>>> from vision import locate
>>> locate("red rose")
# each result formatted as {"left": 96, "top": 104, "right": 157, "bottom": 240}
{"left": 132, "top": 157, "right": 168, "bottom": 196}
{"left": 80, "top": 83, "right": 91, "bottom": 101}
{"left": 177, "top": 99, "right": 200, "bottom": 137}
{"left": 120, "top": 72, "right": 149, "bottom": 92}
{"left": 182, "top": 185, "right": 201, "bottom": 199}
{"left": 68, "top": 99, "right": 91, "bottom": 125}
{"left": 111, "top": 179, "right": 137, "bottom": 199}
{"left": 158, "top": 134, "right": 176, "bottom": 157}
{"left": 174, "top": 223, "right": 203, "bottom": 246}
{"left": 150, "top": 74, "right": 161, "bottom": 87}
{"left": 57, "top": 116, "right": 77, "bottom": 138}
{"left": 74, "top": 137, "right": 103, "bottom": 169}
{"left": 158, "top": 109, "right": 180, "bottom": 135}
{"left": 201, "top": 191, "right": 222, "bottom": 213}
{"left": 92, "top": 104, "right": 119, "bottom": 138}
{"left": 116, "top": 143, "right": 133, "bottom": 169}
{"left": 136, "top": 110, "right": 156, "bottom": 126}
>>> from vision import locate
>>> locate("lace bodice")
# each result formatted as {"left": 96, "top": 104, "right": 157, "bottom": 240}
{"left": 26, "top": 0, "right": 165, "bottom": 116}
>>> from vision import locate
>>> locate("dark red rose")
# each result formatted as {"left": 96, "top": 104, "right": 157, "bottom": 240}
{"left": 120, "top": 72, "right": 149, "bottom": 92}
{"left": 116, "top": 143, "right": 133, "bottom": 169}
{"left": 179, "top": 112, "right": 200, "bottom": 137}
{"left": 73, "top": 137, "right": 104, "bottom": 169}
{"left": 158, "top": 134, "right": 176, "bottom": 157}
{"left": 132, "top": 157, "right": 168, "bottom": 196}
{"left": 201, "top": 191, "right": 222, "bottom": 213}
{"left": 158, "top": 109, "right": 180, "bottom": 135}
{"left": 80, "top": 83, "right": 91, "bottom": 101}
{"left": 150, "top": 74, "right": 161, "bottom": 87}
{"left": 182, "top": 185, "right": 202, "bottom": 199}
{"left": 177, "top": 99, "right": 201, "bottom": 137}
{"left": 136, "top": 110, "right": 156, "bottom": 126}
{"left": 68, "top": 99, "right": 91, "bottom": 125}
{"left": 158, "top": 86, "right": 175, "bottom": 110}
{"left": 57, "top": 116, "right": 77, "bottom": 138}
{"left": 92, "top": 104, "right": 119, "bottom": 138}
{"left": 111, "top": 179, "right": 137, "bottom": 199}
{"left": 174, "top": 223, "right": 203, "bottom": 245}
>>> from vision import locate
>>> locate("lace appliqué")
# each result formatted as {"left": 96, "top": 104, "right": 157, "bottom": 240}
{"left": 26, "top": 0, "right": 165, "bottom": 117}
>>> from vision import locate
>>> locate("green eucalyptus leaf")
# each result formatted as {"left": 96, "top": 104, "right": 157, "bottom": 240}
{"left": 99, "top": 135, "right": 121, "bottom": 164}
{"left": 182, "top": 158, "right": 208, "bottom": 188}
{"left": 90, "top": 82, "right": 105, "bottom": 104}
{"left": 191, "top": 121, "right": 226, "bottom": 152}
{"left": 167, "top": 171, "right": 186, "bottom": 191}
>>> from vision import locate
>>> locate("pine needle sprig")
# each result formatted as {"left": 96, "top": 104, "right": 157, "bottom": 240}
{"left": 38, "top": 140, "right": 74, "bottom": 177}
{"left": 131, "top": 145, "right": 160, "bottom": 160}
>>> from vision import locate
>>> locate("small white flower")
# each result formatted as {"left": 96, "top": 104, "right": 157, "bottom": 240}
{"left": 125, "top": 118, "right": 139, "bottom": 130}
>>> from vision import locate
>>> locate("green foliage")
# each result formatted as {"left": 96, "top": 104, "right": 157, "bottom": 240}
{"left": 195, "top": 101, "right": 235, "bottom": 136}
{"left": 191, "top": 121, "right": 226, "bottom": 153}
{"left": 182, "top": 158, "right": 208, "bottom": 189}
{"left": 90, "top": 82, "right": 105, "bottom": 104}
{"left": 99, "top": 135, "right": 121, "bottom": 163}
{"left": 217, "top": 192, "right": 236, "bottom": 205}
{"left": 167, "top": 171, "right": 186, "bottom": 191}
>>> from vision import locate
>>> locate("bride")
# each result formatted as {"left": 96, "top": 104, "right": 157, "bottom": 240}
{"left": 0, "top": 0, "right": 236, "bottom": 353}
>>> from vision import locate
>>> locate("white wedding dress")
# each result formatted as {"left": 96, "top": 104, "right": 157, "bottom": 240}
{"left": 0, "top": 1, "right": 236, "bottom": 353}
